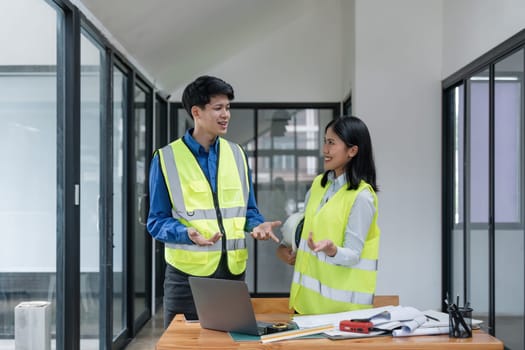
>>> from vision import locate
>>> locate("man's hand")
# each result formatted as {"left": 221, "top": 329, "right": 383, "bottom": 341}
{"left": 276, "top": 245, "right": 296, "bottom": 265}
{"left": 188, "top": 228, "right": 222, "bottom": 246}
{"left": 250, "top": 221, "right": 282, "bottom": 243}
{"left": 307, "top": 232, "right": 337, "bottom": 257}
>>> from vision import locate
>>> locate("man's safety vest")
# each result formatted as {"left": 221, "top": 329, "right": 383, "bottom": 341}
{"left": 289, "top": 175, "right": 380, "bottom": 314}
{"left": 158, "top": 138, "right": 249, "bottom": 276}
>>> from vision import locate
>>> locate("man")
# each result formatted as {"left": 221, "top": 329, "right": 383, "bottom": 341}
{"left": 147, "top": 75, "right": 281, "bottom": 328}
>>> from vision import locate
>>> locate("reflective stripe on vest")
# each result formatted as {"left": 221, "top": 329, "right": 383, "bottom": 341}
{"left": 292, "top": 271, "right": 374, "bottom": 305}
{"left": 296, "top": 239, "right": 378, "bottom": 271}
{"left": 167, "top": 237, "right": 247, "bottom": 252}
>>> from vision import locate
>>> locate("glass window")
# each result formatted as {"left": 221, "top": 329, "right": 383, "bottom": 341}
{"left": 494, "top": 49, "right": 524, "bottom": 350}
{"left": 445, "top": 36, "right": 525, "bottom": 349}
{"left": 467, "top": 69, "right": 490, "bottom": 329}
{"left": 469, "top": 71, "right": 490, "bottom": 224}
{"left": 112, "top": 65, "right": 127, "bottom": 339}
{"left": 0, "top": 0, "right": 58, "bottom": 348}
{"left": 453, "top": 84, "right": 464, "bottom": 225}
{"left": 254, "top": 108, "right": 332, "bottom": 293}
{"left": 494, "top": 51, "right": 523, "bottom": 224}
{"left": 153, "top": 95, "right": 168, "bottom": 309}
{"left": 221, "top": 109, "right": 256, "bottom": 289}
{"left": 79, "top": 31, "right": 103, "bottom": 348}
{"left": 449, "top": 84, "right": 465, "bottom": 318}
{"left": 176, "top": 107, "right": 191, "bottom": 139}
{"left": 154, "top": 95, "right": 168, "bottom": 149}
{"left": 132, "top": 83, "right": 150, "bottom": 328}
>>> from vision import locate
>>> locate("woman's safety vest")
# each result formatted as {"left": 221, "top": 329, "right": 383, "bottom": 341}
{"left": 289, "top": 175, "right": 380, "bottom": 314}
{"left": 158, "top": 138, "right": 250, "bottom": 276}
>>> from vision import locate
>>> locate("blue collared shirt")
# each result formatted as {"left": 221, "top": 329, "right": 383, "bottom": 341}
{"left": 147, "top": 129, "right": 265, "bottom": 244}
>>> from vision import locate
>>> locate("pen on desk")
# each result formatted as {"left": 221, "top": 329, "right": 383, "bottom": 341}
{"left": 424, "top": 314, "right": 440, "bottom": 322}
{"left": 455, "top": 309, "right": 472, "bottom": 337}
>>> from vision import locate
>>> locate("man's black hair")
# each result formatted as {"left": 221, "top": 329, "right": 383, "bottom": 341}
{"left": 181, "top": 75, "right": 234, "bottom": 118}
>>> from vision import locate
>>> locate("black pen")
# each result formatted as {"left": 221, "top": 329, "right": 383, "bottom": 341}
{"left": 450, "top": 304, "right": 471, "bottom": 337}
{"left": 424, "top": 314, "right": 440, "bottom": 322}
{"left": 455, "top": 309, "right": 472, "bottom": 337}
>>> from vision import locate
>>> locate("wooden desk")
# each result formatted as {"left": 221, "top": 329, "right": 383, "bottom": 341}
{"left": 156, "top": 313, "right": 504, "bottom": 350}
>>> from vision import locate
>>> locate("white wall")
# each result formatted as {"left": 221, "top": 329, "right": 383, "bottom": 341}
{"left": 442, "top": 0, "right": 525, "bottom": 78}
{"left": 170, "top": 0, "right": 344, "bottom": 103}
{"left": 352, "top": 0, "right": 443, "bottom": 310}
{"left": 341, "top": 0, "right": 355, "bottom": 102}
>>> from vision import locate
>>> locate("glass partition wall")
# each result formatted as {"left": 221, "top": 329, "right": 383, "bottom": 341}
{"left": 443, "top": 31, "right": 525, "bottom": 350}
{"left": 79, "top": 30, "right": 103, "bottom": 349}
{"left": 0, "top": 1, "right": 155, "bottom": 349}
{"left": 112, "top": 64, "right": 128, "bottom": 345}
{"left": 493, "top": 50, "right": 524, "bottom": 350}
{"left": 130, "top": 80, "right": 152, "bottom": 333}
{"left": 0, "top": 1, "right": 58, "bottom": 348}
{"left": 153, "top": 95, "right": 168, "bottom": 311}
{"left": 253, "top": 108, "right": 334, "bottom": 293}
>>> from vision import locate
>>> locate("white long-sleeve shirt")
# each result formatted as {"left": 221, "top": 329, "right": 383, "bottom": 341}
{"left": 303, "top": 171, "right": 376, "bottom": 267}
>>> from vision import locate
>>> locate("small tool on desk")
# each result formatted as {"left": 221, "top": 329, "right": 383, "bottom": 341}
{"left": 265, "top": 322, "right": 294, "bottom": 334}
{"left": 339, "top": 320, "right": 374, "bottom": 334}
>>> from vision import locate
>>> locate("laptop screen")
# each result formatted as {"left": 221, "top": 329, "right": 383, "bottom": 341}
{"left": 188, "top": 277, "right": 265, "bottom": 335}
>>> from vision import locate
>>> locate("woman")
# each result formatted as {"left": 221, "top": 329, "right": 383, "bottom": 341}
{"left": 277, "top": 116, "right": 380, "bottom": 314}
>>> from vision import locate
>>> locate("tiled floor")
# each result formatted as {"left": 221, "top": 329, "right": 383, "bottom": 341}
{"left": 0, "top": 311, "right": 165, "bottom": 350}
{"left": 124, "top": 310, "right": 164, "bottom": 350}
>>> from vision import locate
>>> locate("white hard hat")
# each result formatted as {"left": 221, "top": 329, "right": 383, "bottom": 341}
{"left": 280, "top": 212, "right": 304, "bottom": 252}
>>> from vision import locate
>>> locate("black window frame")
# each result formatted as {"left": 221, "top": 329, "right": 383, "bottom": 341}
{"left": 442, "top": 29, "right": 525, "bottom": 341}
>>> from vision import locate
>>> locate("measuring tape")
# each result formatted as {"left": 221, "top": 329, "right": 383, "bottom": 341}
{"left": 266, "top": 322, "right": 292, "bottom": 334}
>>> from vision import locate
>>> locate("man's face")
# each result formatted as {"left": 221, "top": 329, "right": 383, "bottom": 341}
{"left": 193, "top": 94, "right": 231, "bottom": 137}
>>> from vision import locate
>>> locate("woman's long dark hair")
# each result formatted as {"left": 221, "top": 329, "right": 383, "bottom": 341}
{"left": 321, "top": 116, "right": 378, "bottom": 192}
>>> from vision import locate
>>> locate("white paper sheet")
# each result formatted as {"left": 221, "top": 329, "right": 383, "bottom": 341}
{"left": 393, "top": 326, "right": 450, "bottom": 337}
{"left": 292, "top": 306, "right": 393, "bottom": 328}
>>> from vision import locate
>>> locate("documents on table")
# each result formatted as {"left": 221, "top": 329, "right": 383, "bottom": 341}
{"left": 290, "top": 305, "right": 485, "bottom": 339}
{"left": 292, "top": 306, "right": 392, "bottom": 328}
{"left": 421, "top": 309, "right": 483, "bottom": 329}
{"left": 292, "top": 305, "right": 421, "bottom": 329}
{"left": 324, "top": 329, "right": 389, "bottom": 340}
{"left": 393, "top": 326, "right": 450, "bottom": 337}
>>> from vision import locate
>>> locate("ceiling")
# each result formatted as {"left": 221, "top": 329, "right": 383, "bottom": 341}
{"left": 78, "top": 0, "right": 304, "bottom": 99}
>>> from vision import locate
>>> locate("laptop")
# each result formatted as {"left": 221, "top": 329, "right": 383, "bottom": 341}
{"left": 188, "top": 276, "right": 273, "bottom": 335}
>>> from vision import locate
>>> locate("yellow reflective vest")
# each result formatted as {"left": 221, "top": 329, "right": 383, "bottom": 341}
{"left": 289, "top": 175, "right": 380, "bottom": 314}
{"left": 158, "top": 138, "right": 250, "bottom": 276}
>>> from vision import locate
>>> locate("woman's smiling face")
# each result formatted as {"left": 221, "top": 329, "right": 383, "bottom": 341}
{"left": 322, "top": 126, "right": 357, "bottom": 177}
